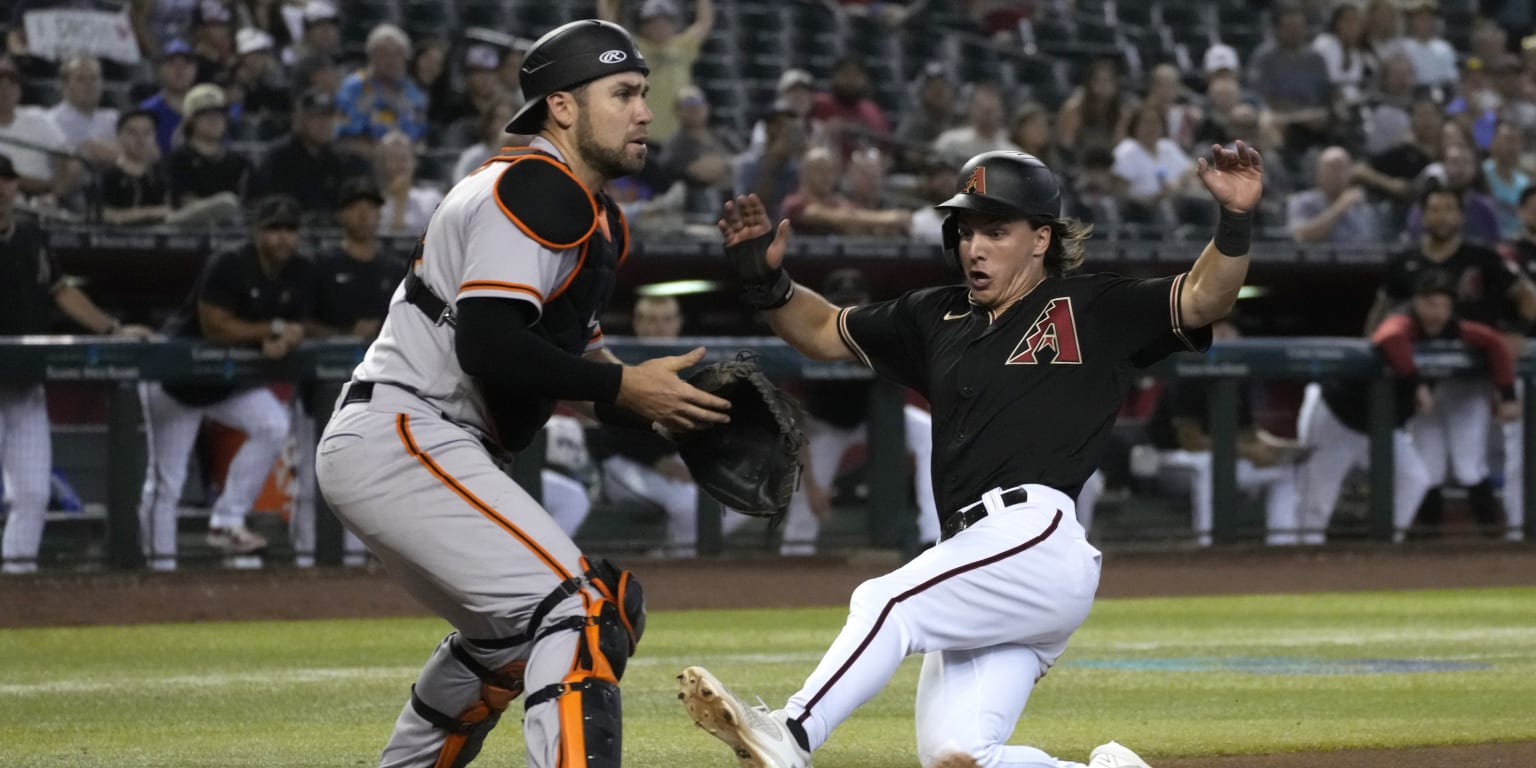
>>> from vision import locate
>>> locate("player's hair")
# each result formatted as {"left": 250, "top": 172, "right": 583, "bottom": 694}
{"left": 1419, "top": 182, "right": 1464, "bottom": 210}
{"left": 1028, "top": 215, "right": 1093, "bottom": 275}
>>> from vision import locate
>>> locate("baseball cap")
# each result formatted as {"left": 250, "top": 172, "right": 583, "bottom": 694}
{"left": 303, "top": 0, "right": 338, "bottom": 24}
{"left": 464, "top": 43, "right": 502, "bottom": 71}
{"left": 161, "top": 38, "right": 194, "bottom": 61}
{"left": 777, "top": 68, "right": 814, "bottom": 93}
{"left": 0, "top": 56, "right": 20, "bottom": 82}
{"left": 335, "top": 177, "right": 385, "bottom": 208}
{"left": 0, "top": 154, "right": 17, "bottom": 179}
{"left": 252, "top": 195, "right": 303, "bottom": 229}
{"left": 1203, "top": 43, "right": 1240, "bottom": 76}
{"left": 236, "top": 28, "right": 274, "bottom": 56}
{"left": 182, "top": 83, "right": 227, "bottom": 116}
{"left": 676, "top": 84, "right": 706, "bottom": 107}
{"left": 296, "top": 89, "right": 338, "bottom": 113}
{"left": 116, "top": 107, "right": 158, "bottom": 133}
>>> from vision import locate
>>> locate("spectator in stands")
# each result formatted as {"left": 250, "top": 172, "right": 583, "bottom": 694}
{"left": 1191, "top": 70, "right": 1246, "bottom": 149}
{"left": 189, "top": 0, "right": 237, "bottom": 84}
{"left": 1491, "top": 55, "right": 1536, "bottom": 141}
{"left": 1063, "top": 146, "right": 1122, "bottom": 229}
{"left": 1247, "top": 2, "right": 1332, "bottom": 160}
{"left": 227, "top": 27, "right": 291, "bottom": 134}
{"left": 893, "top": 62, "right": 956, "bottom": 172}
{"left": 1141, "top": 63, "right": 1200, "bottom": 152}
{"left": 1144, "top": 318, "right": 1304, "bottom": 546}
{"left": 1397, "top": 0, "right": 1457, "bottom": 98}
{"left": 597, "top": 294, "right": 744, "bottom": 557}
{"left": 374, "top": 129, "right": 442, "bottom": 235}
{"left": 1360, "top": 53, "right": 1419, "bottom": 157}
{"left": 1057, "top": 57, "right": 1130, "bottom": 163}
{"left": 1356, "top": 93, "right": 1442, "bottom": 207}
{"left": 656, "top": 85, "right": 737, "bottom": 219}
{"left": 411, "top": 37, "right": 453, "bottom": 135}
{"left": 733, "top": 99, "right": 804, "bottom": 222}
{"left": 166, "top": 83, "right": 249, "bottom": 212}
{"left": 140, "top": 39, "right": 199, "bottom": 153}
{"left": 137, "top": 194, "right": 313, "bottom": 569}
{"left": 539, "top": 412, "right": 597, "bottom": 538}
{"left": 1450, "top": 54, "right": 1529, "bottom": 151}
{"left": 287, "top": 0, "right": 339, "bottom": 65}
{"left": 778, "top": 269, "right": 940, "bottom": 554}
{"left": 1406, "top": 144, "right": 1502, "bottom": 244}
{"left": 0, "top": 153, "right": 153, "bottom": 575}
{"left": 1111, "top": 105, "right": 1203, "bottom": 227}
{"left": 1486, "top": 120, "right": 1532, "bottom": 239}
{"left": 442, "top": 44, "right": 511, "bottom": 149}
{"left": 1361, "top": 0, "right": 1404, "bottom": 63}
{"left": 598, "top": 0, "right": 715, "bottom": 145}
{"left": 0, "top": 55, "right": 79, "bottom": 202}
{"left": 811, "top": 56, "right": 892, "bottom": 159}
{"left": 1007, "top": 101, "right": 1062, "bottom": 172}
{"left": 1312, "top": 0, "right": 1372, "bottom": 111}
{"left": 99, "top": 109, "right": 172, "bottom": 225}
{"left": 335, "top": 24, "right": 427, "bottom": 148}
{"left": 1288, "top": 145, "right": 1380, "bottom": 245}
{"left": 470, "top": 29, "right": 529, "bottom": 110}
{"left": 782, "top": 146, "right": 910, "bottom": 237}
{"left": 749, "top": 68, "right": 817, "bottom": 153}
{"left": 451, "top": 101, "right": 520, "bottom": 182}
{"left": 234, "top": 0, "right": 294, "bottom": 57}
{"left": 130, "top": 0, "right": 199, "bottom": 61}
{"left": 253, "top": 89, "right": 366, "bottom": 217}
{"left": 1202, "top": 42, "right": 1242, "bottom": 83}
{"left": 291, "top": 53, "right": 340, "bottom": 101}
{"left": 906, "top": 157, "right": 953, "bottom": 242}
{"left": 46, "top": 55, "right": 117, "bottom": 167}
{"left": 933, "top": 81, "right": 1020, "bottom": 167}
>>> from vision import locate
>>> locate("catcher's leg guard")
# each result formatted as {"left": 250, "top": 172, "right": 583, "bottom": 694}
{"left": 526, "top": 676, "right": 622, "bottom": 768}
{"left": 411, "top": 638, "right": 527, "bottom": 768}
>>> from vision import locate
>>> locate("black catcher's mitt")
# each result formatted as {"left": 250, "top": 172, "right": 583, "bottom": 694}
{"left": 674, "top": 355, "right": 804, "bottom": 516}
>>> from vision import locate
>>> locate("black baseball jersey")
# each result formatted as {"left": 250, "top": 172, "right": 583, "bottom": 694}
{"left": 162, "top": 243, "right": 316, "bottom": 405}
{"left": 1381, "top": 243, "right": 1518, "bottom": 328}
{"left": 1508, "top": 238, "right": 1536, "bottom": 333}
{"left": 838, "top": 273, "right": 1211, "bottom": 517}
{"left": 99, "top": 165, "right": 169, "bottom": 212}
{"left": 0, "top": 219, "right": 62, "bottom": 335}
{"left": 311, "top": 250, "right": 402, "bottom": 330}
{"left": 803, "top": 379, "right": 875, "bottom": 429}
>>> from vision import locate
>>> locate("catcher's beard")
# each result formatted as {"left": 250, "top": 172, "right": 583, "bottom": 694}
{"left": 575, "top": 109, "right": 645, "bottom": 180}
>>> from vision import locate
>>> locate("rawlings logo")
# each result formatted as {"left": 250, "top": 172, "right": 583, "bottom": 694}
{"left": 963, "top": 166, "right": 986, "bottom": 195}
{"left": 1007, "top": 297, "right": 1082, "bottom": 365}
{"left": 599, "top": 50, "right": 628, "bottom": 64}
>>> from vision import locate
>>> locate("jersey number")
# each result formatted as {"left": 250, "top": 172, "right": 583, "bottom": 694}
{"left": 1007, "top": 298, "right": 1082, "bottom": 365}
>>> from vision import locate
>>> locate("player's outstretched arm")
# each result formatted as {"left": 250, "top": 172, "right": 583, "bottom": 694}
{"left": 719, "top": 194, "right": 852, "bottom": 362}
{"left": 1180, "top": 141, "right": 1263, "bottom": 330}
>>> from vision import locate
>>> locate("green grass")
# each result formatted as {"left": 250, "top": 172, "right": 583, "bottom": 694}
{"left": 2, "top": 588, "right": 1534, "bottom": 766}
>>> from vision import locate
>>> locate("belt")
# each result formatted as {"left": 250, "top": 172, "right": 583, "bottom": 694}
{"left": 940, "top": 486, "right": 1029, "bottom": 541}
{"left": 342, "top": 380, "right": 375, "bottom": 406}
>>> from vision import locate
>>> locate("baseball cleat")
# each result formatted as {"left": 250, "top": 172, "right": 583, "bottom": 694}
{"left": 677, "top": 665, "right": 811, "bottom": 768}
{"left": 1089, "top": 741, "right": 1153, "bottom": 768}
{"left": 206, "top": 525, "right": 268, "bottom": 554}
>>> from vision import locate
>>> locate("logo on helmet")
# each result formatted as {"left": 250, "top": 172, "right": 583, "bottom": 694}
{"left": 599, "top": 50, "right": 628, "bottom": 64}
{"left": 963, "top": 166, "right": 986, "bottom": 195}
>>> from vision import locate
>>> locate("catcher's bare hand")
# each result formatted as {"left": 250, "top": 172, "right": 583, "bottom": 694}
{"left": 1196, "top": 140, "right": 1264, "bottom": 215}
{"left": 616, "top": 347, "right": 732, "bottom": 433}
{"left": 719, "top": 194, "right": 791, "bottom": 270}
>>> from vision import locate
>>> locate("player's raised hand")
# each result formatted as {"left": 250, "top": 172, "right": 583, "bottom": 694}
{"left": 616, "top": 347, "right": 732, "bottom": 433}
{"left": 719, "top": 194, "right": 791, "bottom": 271}
{"left": 1196, "top": 140, "right": 1264, "bottom": 215}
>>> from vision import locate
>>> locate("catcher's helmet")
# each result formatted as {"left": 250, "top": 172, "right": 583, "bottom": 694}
{"left": 935, "top": 151, "right": 1061, "bottom": 266}
{"left": 506, "top": 19, "right": 650, "bottom": 134}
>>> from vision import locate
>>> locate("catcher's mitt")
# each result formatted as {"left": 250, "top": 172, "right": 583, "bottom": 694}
{"left": 674, "top": 354, "right": 804, "bottom": 516}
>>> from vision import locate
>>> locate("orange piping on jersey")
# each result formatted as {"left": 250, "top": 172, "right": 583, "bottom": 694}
{"left": 547, "top": 240, "right": 589, "bottom": 302}
{"left": 594, "top": 203, "right": 612, "bottom": 241}
{"left": 491, "top": 154, "right": 598, "bottom": 250}
{"left": 616, "top": 206, "right": 631, "bottom": 267}
{"left": 588, "top": 329, "right": 604, "bottom": 343}
{"left": 458, "top": 280, "right": 545, "bottom": 301}
{"left": 395, "top": 413, "right": 573, "bottom": 581}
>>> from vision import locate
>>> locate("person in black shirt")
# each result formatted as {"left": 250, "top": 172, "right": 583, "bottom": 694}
{"left": 0, "top": 154, "right": 152, "bottom": 574}
{"left": 99, "top": 109, "right": 171, "bottom": 226}
{"left": 1498, "top": 184, "right": 1536, "bottom": 541}
{"left": 678, "top": 145, "right": 1259, "bottom": 768}
{"left": 1299, "top": 270, "right": 1513, "bottom": 542}
{"left": 165, "top": 83, "right": 249, "bottom": 213}
{"left": 136, "top": 195, "right": 314, "bottom": 570}
{"left": 1143, "top": 318, "right": 1303, "bottom": 546}
{"left": 252, "top": 90, "right": 368, "bottom": 219}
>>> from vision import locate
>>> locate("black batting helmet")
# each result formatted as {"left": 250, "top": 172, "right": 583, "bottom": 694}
{"left": 506, "top": 19, "right": 649, "bottom": 134}
{"left": 935, "top": 151, "right": 1062, "bottom": 266}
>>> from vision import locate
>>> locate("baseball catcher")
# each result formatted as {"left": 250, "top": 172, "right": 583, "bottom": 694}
{"left": 674, "top": 354, "right": 805, "bottom": 517}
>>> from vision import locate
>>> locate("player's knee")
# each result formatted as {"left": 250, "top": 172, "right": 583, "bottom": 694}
{"left": 8, "top": 476, "right": 50, "bottom": 511}
{"left": 849, "top": 578, "right": 903, "bottom": 621}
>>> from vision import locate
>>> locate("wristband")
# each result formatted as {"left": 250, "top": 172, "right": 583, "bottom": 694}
{"left": 1213, "top": 208, "right": 1252, "bottom": 257}
{"left": 742, "top": 267, "right": 795, "bottom": 310}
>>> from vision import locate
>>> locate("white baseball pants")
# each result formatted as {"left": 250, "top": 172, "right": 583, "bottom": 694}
{"left": 0, "top": 384, "right": 51, "bottom": 575}
{"left": 1295, "top": 383, "right": 1431, "bottom": 542}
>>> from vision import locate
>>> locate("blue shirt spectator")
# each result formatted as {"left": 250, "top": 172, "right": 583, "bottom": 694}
{"left": 334, "top": 24, "right": 427, "bottom": 143}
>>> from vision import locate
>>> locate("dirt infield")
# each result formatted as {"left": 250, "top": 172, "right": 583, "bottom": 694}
{"left": 3, "top": 543, "right": 1534, "bottom": 766}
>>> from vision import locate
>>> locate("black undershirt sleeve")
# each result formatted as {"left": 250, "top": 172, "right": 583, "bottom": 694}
{"left": 455, "top": 296, "right": 622, "bottom": 404}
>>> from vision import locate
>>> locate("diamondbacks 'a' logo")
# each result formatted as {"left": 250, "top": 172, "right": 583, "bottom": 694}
{"left": 963, "top": 166, "right": 986, "bottom": 195}
{"left": 1007, "top": 297, "right": 1082, "bottom": 365}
